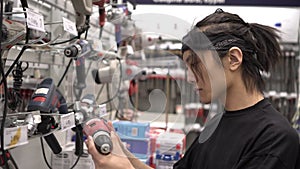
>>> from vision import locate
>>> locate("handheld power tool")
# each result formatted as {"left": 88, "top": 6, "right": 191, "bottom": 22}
{"left": 27, "top": 78, "right": 68, "bottom": 154}
{"left": 82, "top": 118, "right": 113, "bottom": 155}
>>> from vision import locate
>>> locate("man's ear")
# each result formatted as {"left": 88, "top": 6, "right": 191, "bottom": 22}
{"left": 228, "top": 46, "right": 243, "bottom": 71}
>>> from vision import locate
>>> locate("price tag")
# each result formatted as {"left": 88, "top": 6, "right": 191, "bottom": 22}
{"left": 62, "top": 17, "right": 78, "bottom": 36}
{"left": 3, "top": 126, "right": 28, "bottom": 150}
{"left": 26, "top": 8, "right": 45, "bottom": 32}
{"left": 90, "top": 39, "right": 103, "bottom": 52}
{"left": 98, "top": 104, "right": 107, "bottom": 118}
{"left": 60, "top": 112, "right": 76, "bottom": 131}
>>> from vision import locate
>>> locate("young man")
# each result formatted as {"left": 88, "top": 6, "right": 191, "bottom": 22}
{"left": 85, "top": 9, "right": 300, "bottom": 169}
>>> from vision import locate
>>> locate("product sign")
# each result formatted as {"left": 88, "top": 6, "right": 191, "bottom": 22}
{"left": 2, "top": 125, "right": 28, "bottom": 150}
{"left": 136, "top": 0, "right": 300, "bottom": 7}
{"left": 60, "top": 112, "right": 76, "bottom": 131}
{"left": 98, "top": 104, "right": 107, "bottom": 118}
{"left": 62, "top": 17, "right": 78, "bottom": 36}
{"left": 26, "top": 8, "right": 45, "bottom": 32}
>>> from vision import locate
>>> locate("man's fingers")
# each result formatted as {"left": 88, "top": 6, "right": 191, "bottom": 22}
{"left": 107, "top": 121, "right": 115, "bottom": 132}
{"left": 85, "top": 136, "right": 99, "bottom": 156}
{"left": 110, "top": 131, "right": 127, "bottom": 156}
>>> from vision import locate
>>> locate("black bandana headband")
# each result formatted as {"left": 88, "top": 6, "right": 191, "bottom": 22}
{"left": 181, "top": 28, "right": 255, "bottom": 54}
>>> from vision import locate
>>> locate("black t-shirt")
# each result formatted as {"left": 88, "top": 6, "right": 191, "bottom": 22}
{"left": 174, "top": 99, "right": 300, "bottom": 169}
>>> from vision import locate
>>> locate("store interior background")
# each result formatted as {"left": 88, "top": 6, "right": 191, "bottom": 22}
{"left": 1, "top": 1, "right": 299, "bottom": 168}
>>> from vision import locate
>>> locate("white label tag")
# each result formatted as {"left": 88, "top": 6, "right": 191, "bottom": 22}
{"left": 60, "top": 112, "right": 76, "bottom": 131}
{"left": 98, "top": 104, "right": 107, "bottom": 118}
{"left": 26, "top": 8, "right": 45, "bottom": 32}
{"left": 3, "top": 126, "right": 28, "bottom": 150}
{"left": 90, "top": 39, "right": 103, "bottom": 52}
{"left": 62, "top": 17, "right": 78, "bottom": 36}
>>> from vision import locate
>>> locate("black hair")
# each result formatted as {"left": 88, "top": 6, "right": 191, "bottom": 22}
{"left": 182, "top": 8, "right": 282, "bottom": 93}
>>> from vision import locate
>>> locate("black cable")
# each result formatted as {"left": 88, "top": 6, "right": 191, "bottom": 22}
{"left": 20, "top": 0, "right": 28, "bottom": 8}
{"left": 56, "top": 58, "right": 83, "bottom": 169}
{"left": 56, "top": 54, "right": 83, "bottom": 169}
{"left": 1, "top": 1, "right": 30, "bottom": 84}
{"left": 107, "top": 84, "right": 113, "bottom": 120}
{"left": 69, "top": 126, "right": 82, "bottom": 169}
{"left": 40, "top": 130, "right": 83, "bottom": 169}
{"left": 0, "top": 0, "right": 9, "bottom": 167}
{"left": 57, "top": 58, "right": 73, "bottom": 88}
{"left": 20, "top": 0, "right": 28, "bottom": 44}
{"left": 8, "top": 61, "right": 28, "bottom": 111}
{"left": 0, "top": 46, "right": 27, "bottom": 85}
{"left": 84, "top": 16, "right": 90, "bottom": 40}
{"left": 0, "top": 1, "right": 27, "bottom": 168}
{"left": 69, "top": 151, "right": 81, "bottom": 169}
{"left": 50, "top": 36, "right": 78, "bottom": 46}
{"left": 0, "top": 54, "right": 9, "bottom": 169}
{"left": 40, "top": 129, "right": 83, "bottom": 169}
{"left": 96, "top": 84, "right": 106, "bottom": 101}
{"left": 40, "top": 137, "right": 52, "bottom": 169}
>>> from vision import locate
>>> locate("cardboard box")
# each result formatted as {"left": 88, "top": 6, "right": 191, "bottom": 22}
{"left": 113, "top": 121, "right": 150, "bottom": 139}
{"left": 120, "top": 136, "right": 150, "bottom": 158}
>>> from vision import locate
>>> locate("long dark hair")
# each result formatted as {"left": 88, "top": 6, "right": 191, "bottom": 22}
{"left": 183, "top": 8, "right": 282, "bottom": 93}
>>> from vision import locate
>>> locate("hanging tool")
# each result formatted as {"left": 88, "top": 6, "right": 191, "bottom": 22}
{"left": 64, "top": 39, "right": 92, "bottom": 100}
{"left": 27, "top": 78, "right": 68, "bottom": 154}
{"left": 4, "top": 1, "right": 14, "bottom": 20}
{"left": 73, "top": 94, "right": 97, "bottom": 156}
{"left": 0, "top": 18, "right": 26, "bottom": 67}
{"left": 93, "top": 0, "right": 107, "bottom": 38}
{"left": 70, "top": 0, "right": 93, "bottom": 36}
{"left": 92, "top": 59, "right": 146, "bottom": 84}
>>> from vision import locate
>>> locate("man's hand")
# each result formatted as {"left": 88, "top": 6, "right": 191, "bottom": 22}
{"left": 85, "top": 121, "right": 134, "bottom": 169}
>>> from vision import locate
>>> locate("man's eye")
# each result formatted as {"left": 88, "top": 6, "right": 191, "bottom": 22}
{"left": 191, "top": 62, "right": 199, "bottom": 67}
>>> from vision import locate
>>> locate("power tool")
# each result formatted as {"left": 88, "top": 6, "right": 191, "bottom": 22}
{"left": 64, "top": 39, "right": 92, "bottom": 59}
{"left": 73, "top": 94, "right": 97, "bottom": 156}
{"left": 27, "top": 78, "right": 68, "bottom": 154}
{"left": 1, "top": 18, "right": 26, "bottom": 50}
{"left": 70, "top": 0, "right": 107, "bottom": 36}
{"left": 92, "top": 59, "right": 146, "bottom": 84}
{"left": 64, "top": 39, "right": 92, "bottom": 100}
{"left": 82, "top": 118, "right": 113, "bottom": 155}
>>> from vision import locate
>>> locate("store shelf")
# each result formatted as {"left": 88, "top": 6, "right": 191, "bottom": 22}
{"left": 6, "top": 47, "right": 69, "bottom": 66}
{"left": 0, "top": 111, "right": 75, "bottom": 151}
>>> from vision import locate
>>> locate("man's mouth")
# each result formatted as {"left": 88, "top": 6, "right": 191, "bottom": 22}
{"left": 195, "top": 88, "right": 203, "bottom": 93}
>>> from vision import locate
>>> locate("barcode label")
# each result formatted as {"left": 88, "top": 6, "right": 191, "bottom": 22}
{"left": 62, "top": 17, "right": 77, "bottom": 36}
{"left": 131, "top": 127, "right": 138, "bottom": 136}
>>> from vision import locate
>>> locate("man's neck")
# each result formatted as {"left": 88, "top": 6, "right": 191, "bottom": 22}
{"left": 224, "top": 86, "right": 264, "bottom": 111}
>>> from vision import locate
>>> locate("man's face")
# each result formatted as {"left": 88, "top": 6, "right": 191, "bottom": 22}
{"left": 183, "top": 50, "right": 227, "bottom": 104}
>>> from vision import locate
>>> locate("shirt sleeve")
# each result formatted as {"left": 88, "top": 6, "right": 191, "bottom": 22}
{"left": 234, "top": 122, "right": 300, "bottom": 169}
{"left": 234, "top": 155, "right": 289, "bottom": 169}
